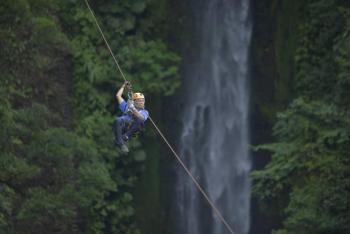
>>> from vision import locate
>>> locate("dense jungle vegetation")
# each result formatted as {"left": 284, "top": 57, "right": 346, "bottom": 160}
{"left": 0, "top": 0, "right": 179, "bottom": 233}
{"left": 1, "top": 0, "right": 350, "bottom": 233}
{"left": 252, "top": 0, "right": 350, "bottom": 233}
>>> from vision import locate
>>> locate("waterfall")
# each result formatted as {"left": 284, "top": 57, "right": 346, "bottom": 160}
{"left": 175, "top": 0, "right": 252, "bottom": 233}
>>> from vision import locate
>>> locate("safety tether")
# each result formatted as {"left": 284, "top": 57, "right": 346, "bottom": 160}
{"left": 84, "top": 1, "right": 236, "bottom": 233}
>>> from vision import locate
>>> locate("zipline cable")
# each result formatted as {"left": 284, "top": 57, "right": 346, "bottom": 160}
{"left": 84, "top": 0, "right": 127, "bottom": 82}
{"left": 84, "top": 1, "right": 235, "bottom": 233}
{"left": 148, "top": 117, "right": 236, "bottom": 234}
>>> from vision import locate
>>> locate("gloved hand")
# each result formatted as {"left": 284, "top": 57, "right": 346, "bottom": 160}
{"left": 127, "top": 100, "right": 136, "bottom": 112}
{"left": 127, "top": 98, "right": 133, "bottom": 106}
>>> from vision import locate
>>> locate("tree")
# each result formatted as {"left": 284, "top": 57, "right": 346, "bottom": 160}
{"left": 252, "top": 1, "right": 350, "bottom": 233}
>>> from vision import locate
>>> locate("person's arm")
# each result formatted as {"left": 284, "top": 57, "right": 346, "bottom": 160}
{"left": 116, "top": 81, "right": 129, "bottom": 104}
{"left": 130, "top": 108, "right": 145, "bottom": 121}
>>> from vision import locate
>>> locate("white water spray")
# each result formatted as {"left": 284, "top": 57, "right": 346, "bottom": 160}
{"left": 175, "top": 0, "right": 252, "bottom": 233}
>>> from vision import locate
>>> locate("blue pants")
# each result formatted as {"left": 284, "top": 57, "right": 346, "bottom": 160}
{"left": 113, "top": 116, "right": 143, "bottom": 146}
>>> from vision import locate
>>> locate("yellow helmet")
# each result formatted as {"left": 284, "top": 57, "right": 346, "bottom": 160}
{"left": 132, "top": 92, "right": 145, "bottom": 100}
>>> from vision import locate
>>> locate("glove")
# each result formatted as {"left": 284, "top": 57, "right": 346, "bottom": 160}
{"left": 127, "top": 100, "right": 136, "bottom": 112}
{"left": 127, "top": 99, "right": 134, "bottom": 107}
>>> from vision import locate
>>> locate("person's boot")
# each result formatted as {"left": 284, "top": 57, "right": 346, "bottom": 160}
{"left": 119, "top": 144, "right": 129, "bottom": 154}
{"left": 114, "top": 139, "right": 129, "bottom": 154}
{"left": 122, "top": 135, "right": 129, "bottom": 142}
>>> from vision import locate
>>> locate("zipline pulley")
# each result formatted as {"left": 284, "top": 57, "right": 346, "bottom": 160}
{"left": 125, "top": 81, "right": 133, "bottom": 100}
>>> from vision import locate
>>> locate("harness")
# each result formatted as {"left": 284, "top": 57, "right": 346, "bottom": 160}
{"left": 123, "top": 82, "right": 145, "bottom": 136}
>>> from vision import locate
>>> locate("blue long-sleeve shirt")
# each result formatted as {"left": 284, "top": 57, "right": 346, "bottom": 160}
{"left": 117, "top": 100, "right": 149, "bottom": 123}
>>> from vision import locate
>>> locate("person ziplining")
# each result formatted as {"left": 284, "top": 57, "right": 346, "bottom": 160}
{"left": 113, "top": 81, "right": 149, "bottom": 154}
{"left": 84, "top": 0, "right": 235, "bottom": 233}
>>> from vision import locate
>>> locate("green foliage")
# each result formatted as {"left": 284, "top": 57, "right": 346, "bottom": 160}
{"left": 121, "top": 39, "right": 181, "bottom": 95}
{"left": 59, "top": 0, "right": 180, "bottom": 119}
{"left": 253, "top": 1, "right": 350, "bottom": 233}
{"left": 295, "top": 0, "right": 345, "bottom": 99}
{"left": 253, "top": 98, "right": 350, "bottom": 233}
{"left": 0, "top": 103, "right": 114, "bottom": 233}
{"left": 0, "top": 0, "right": 180, "bottom": 233}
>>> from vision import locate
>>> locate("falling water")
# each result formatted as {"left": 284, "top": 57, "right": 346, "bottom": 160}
{"left": 175, "top": 0, "right": 252, "bottom": 233}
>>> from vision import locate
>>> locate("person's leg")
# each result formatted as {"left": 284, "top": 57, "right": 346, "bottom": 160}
{"left": 113, "top": 117, "right": 127, "bottom": 146}
{"left": 123, "top": 121, "right": 144, "bottom": 141}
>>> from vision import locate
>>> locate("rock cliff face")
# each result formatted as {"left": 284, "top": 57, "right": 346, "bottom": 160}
{"left": 250, "top": 1, "right": 301, "bottom": 233}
